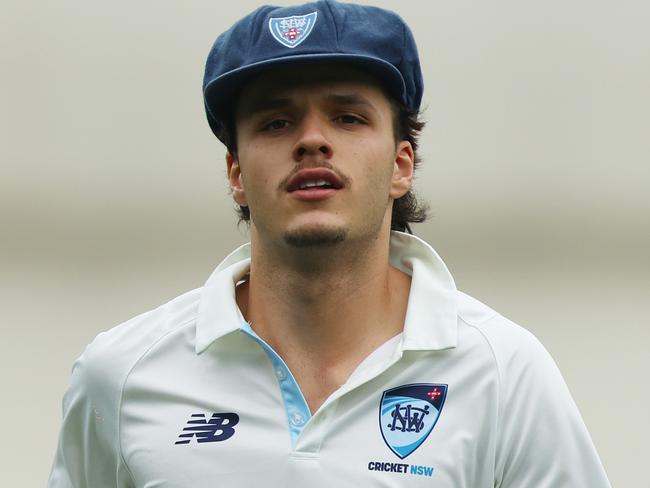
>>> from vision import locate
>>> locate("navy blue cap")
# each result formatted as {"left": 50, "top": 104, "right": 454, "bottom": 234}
{"left": 203, "top": 0, "right": 423, "bottom": 137}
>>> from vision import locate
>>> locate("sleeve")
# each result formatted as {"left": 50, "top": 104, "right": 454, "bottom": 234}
{"left": 48, "top": 344, "right": 135, "bottom": 488}
{"left": 491, "top": 322, "right": 611, "bottom": 488}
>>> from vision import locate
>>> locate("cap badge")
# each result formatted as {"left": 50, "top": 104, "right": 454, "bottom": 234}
{"left": 268, "top": 12, "right": 318, "bottom": 49}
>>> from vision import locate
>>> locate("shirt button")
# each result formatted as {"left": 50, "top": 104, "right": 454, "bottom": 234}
{"left": 275, "top": 367, "right": 287, "bottom": 381}
{"left": 290, "top": 412, "right": 305, "bottom": 426}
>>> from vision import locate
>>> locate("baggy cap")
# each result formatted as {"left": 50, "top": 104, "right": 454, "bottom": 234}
{"left": 203, "top": 0, "right": 423, "bottom": 137}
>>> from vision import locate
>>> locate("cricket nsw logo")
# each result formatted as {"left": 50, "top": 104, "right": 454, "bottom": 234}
{"left": 268, "top": 12, "right": 317, "bottom": 48}
{"left": 175, "top": 412, "right": 239, "bottom": 445}
{"left": 379, "top": 383, "right": 448, "bottom": 459}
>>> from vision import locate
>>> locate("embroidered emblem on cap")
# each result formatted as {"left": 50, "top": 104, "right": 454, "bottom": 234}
{"left": 268, "top": 12, "right": 317, "bottom": 48}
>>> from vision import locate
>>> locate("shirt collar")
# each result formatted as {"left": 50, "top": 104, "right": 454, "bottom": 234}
{"left": 388, "top": 232, "right": 458, "bottom": 351}
{"left": 195, "top": 231, "right": 458, "bottom": 354}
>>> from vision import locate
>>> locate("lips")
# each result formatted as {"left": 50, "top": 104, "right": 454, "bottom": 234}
{"left": 286, "top": 168, "right": 344, "bottom": 193}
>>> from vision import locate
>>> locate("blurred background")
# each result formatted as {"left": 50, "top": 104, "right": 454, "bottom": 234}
{"left": 2, "top": 0, "right": 648, "bottom": 486}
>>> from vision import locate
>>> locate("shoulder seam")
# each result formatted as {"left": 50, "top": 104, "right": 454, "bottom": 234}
{"left": 457, "top": 308, "right": 500, "bottom": 327}
{"left": 461, "top": 317, "right": 502, "bottom": 392}
{"left": 461, "top": 317, "right": 502, "bottom": 480}
{"left": 116, "top": 316, "right": 197, "bottom": 484}
{"left": 456, "top": 291, "right": 500, "bottom": 327}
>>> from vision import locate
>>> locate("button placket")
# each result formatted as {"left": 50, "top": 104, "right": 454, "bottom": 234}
{"left": 275, "top": 367, "right": 287, "bottom": 381}
{"left": 290, "top": 412, "right": 305, "bottom": 426}
{"left": 239, "top": 322, "right": 312, "bottom": 448}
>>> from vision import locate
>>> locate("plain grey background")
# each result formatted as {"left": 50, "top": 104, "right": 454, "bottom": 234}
{"left": 2, "top": 0, "right": 648, "bottom": 486}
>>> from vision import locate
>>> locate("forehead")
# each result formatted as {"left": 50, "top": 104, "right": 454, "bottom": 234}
{"left": 235, "top": 63, "right": 393, "bottom": 116}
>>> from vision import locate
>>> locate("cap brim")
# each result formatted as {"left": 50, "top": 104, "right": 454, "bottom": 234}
{"left": 203, "top": 53, "right": 406, "bottom": 135}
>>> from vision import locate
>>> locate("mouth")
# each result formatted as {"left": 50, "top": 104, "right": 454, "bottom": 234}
{"left": 295, "top": 179, "right": 337, "bottom": 190}
{"left": 286, "top": 168, "right": 344, "bottom": 201}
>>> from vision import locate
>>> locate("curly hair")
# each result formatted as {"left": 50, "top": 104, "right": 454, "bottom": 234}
{"left": 217, "top": 100, "right": 429, "bottom": 234}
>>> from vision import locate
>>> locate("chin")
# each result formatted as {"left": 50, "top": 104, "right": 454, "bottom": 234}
{"left": 283, "top": 225, "right": 348, "bottom": 248}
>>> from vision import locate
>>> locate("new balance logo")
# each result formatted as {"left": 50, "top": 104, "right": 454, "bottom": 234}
{"left": 175, "top": 412, "right": 240, "bottom": 445}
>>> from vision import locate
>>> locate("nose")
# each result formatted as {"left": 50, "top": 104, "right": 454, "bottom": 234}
{"left": 292, "top": 111, "right": 333, "bottom": 161}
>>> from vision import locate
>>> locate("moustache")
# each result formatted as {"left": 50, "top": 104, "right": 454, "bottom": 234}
{"left": 277, "top": 162, "right": 351, "bottom": 192}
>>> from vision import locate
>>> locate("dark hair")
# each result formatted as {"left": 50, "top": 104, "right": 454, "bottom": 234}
{"left": 217, "top": 100, "right": 429, "bottom": 233}
{"left": 389, "top": 102, "right": 429, "bottom": 233}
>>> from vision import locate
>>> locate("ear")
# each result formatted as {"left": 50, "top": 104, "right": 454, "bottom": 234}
{"left": 390, "top": 140, "right": 414, "bottom": 199}
{"left": 226, "top": 152, "right": 248, "bottom": 207}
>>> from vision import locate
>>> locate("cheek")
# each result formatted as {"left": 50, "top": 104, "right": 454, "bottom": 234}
{"left": 356, "top": 142, "right": 397, "bottom": 190}
{"left": 237, "top": 146, "right": 274, "bottom": 193}
{"left": 240, "top": 171, "right": 272, "bottom": 204}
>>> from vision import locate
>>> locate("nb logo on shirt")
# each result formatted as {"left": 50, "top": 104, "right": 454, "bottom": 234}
{"left": 175, "top": 412, "right": 240, "bottom": 445}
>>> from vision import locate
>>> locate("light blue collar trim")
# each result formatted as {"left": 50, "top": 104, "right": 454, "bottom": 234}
{"left": 240, "top": 321, "right": 311, "bottom": 447}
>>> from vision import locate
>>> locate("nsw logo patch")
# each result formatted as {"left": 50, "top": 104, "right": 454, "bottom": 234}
{"left": 379, "top": 383, "right": 448, "bottom": 459}
{"left": 268, "top": 12, "right": 317, "bottom": 48}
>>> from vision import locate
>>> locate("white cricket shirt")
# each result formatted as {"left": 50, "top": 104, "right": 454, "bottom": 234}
{"left": 49, "top": 232, "right": 610, "bottom": 487}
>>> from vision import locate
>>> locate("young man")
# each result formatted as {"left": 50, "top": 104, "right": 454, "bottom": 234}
{"left": 49, "top": 1, "right": 611, "bottom": 486}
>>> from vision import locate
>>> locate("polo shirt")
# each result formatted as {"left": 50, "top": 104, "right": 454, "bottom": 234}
{"left": 49, "top": 231, "right": 611, "bottom": 487}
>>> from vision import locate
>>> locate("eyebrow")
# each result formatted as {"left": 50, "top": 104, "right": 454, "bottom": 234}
{"left": 239, "top": 97, "right": 293, "bottom": 118}
{"left": 324, "top": 93, "right": 375, "bottom": 110}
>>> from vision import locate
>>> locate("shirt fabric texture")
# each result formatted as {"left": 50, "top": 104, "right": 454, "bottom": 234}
{"left": 48, "top": 231, "right": 611, "bottom": 487}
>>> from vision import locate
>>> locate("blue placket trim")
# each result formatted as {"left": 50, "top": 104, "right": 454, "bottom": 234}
{"left": 240, "top": 322, "right": 311, "bottom": 447}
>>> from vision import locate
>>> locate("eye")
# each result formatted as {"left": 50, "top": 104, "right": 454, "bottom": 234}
{"left": 263, "top": 119, "right": 291, "bottom": 131}
{"left": 334, "top": 114, "right": 366, "bottom": 125}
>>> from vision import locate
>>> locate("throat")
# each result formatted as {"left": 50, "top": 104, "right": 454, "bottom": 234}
{"left": 240, "top": 234, "right": 412, "bottom": 412}
{"left": 241, "top": 264, "right": 412, "bottom": 392}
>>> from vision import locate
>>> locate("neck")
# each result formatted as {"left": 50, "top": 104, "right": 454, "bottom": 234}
{"left": 236, "top": 224, "right": 411, "bottom": 410}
